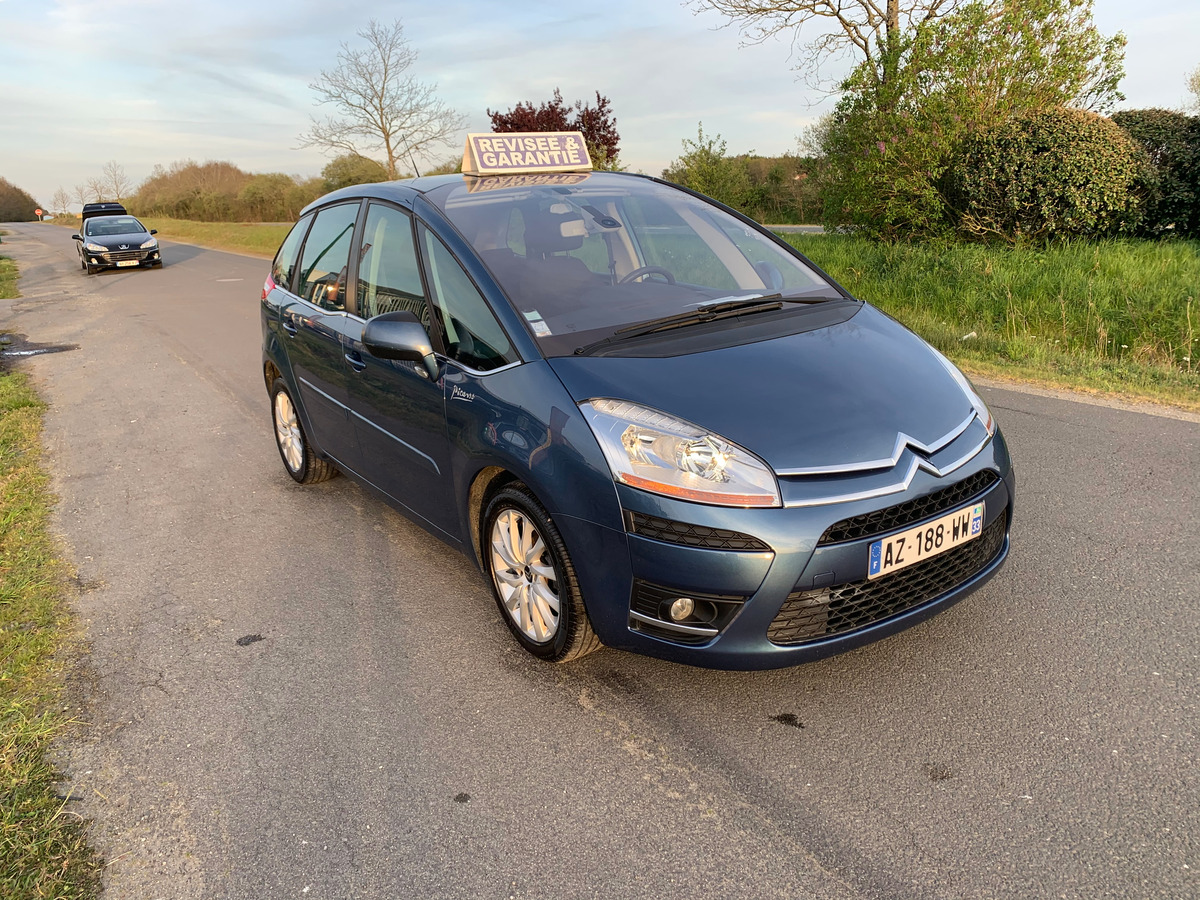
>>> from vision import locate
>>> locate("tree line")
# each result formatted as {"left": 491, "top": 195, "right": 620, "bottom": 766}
{"left": 678, "top": 0, "right": 1200, "bottom": 241}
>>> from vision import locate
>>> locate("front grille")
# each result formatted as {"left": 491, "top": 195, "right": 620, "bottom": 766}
{"left": 625, "top": 511, "right": 770, "bottom": 552}
{"left": 102, "top": 250, "right": 146, "bottom": 262}
{"left": 768, "top": 513, "right": 1006, "bottom": 646}
{"left": 817, "top": 470, "right": 999, "bottom": 545}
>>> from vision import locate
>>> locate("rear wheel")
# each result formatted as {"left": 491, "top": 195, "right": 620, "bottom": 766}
{"left": 483, "top": 484, "right": 600, "bottom": 662}
{"left": 270, "top": 378, "right": 336, "bottom": 484}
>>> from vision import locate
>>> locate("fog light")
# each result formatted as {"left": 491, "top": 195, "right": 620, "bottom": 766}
{"left": 669, "top": 597, "right": 695, "bottom": 621}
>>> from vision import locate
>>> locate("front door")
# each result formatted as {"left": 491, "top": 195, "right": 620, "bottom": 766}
{"left": 343, "top": 203, "right": 457, "bottom": 538}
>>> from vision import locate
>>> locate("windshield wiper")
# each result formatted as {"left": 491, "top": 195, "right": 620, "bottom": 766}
{"left": 574, "top": 296, "right": 790, "bottom": 356}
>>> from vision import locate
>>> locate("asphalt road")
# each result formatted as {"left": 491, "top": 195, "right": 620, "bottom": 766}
{"left": 2, "top": 222, "right": 1196, "bottom": 899}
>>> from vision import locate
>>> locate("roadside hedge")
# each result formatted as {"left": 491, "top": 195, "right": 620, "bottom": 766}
{"left": 1112, "top": 108, "right": 1200, "bottom": 238}
{"left": 945, "top": 108, "right": 1147, "bottom": 242}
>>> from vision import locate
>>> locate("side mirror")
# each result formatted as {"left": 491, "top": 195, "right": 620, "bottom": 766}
{"left": 72, "top": 234, "right": 82, "bottom": 241}
{"left": 150, "top": 229, "right": 158, "bottom": 235}
{"left": 362, "top": 311, "right": 440, "bottom": 381}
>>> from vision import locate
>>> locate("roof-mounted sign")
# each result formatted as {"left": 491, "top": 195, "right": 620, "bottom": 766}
{"left": 462, "top": 132, "right": 592, "bottom": 177}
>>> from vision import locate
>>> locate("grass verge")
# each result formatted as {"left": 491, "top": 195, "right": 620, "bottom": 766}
{"left": 0, "top": 255, "right": 102, "bottom": 898}
{"left": 786, "top": 234, "right": 1200, "bottom": 411}
{"left": 51, "top": 215, "right": 287, "bottom": 259}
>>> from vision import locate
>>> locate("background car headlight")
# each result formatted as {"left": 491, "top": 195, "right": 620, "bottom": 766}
{"left": 84, "top": 242, "right": 106, "bottom": 253}
{"left": 140, "top": 238, "right": 158, "bottom": 249}
{"left": 930, "top": 347, "right": 995, "bottom": 435}
{"left": 579, "top": 399, "right": 780, "bottom": 508}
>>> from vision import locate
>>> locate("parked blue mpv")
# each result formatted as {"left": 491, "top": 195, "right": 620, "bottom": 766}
{"left": 260, "top": 165, "right": 1014, "bottom": 669}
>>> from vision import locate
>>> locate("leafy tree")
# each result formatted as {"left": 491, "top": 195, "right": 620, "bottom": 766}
{"left": 0, "top": 177, "right": 39, "bottom": 221}
{"left": 239, "top": 173, "right": 300, "bottom": 221}
{"left": 1113, "top": 109, "right": 1200, "bottom": 237}
{"left": 321, "top": 154, "right": 390, "bottom": 192}
{"left": 816, "top": 0, "right": 1126, "bottom": 237}
{"left": 300, "top": 19, "right": 465, "bottom": 178}
{"left": 947, "top": 108, "right": 1145, "bottom": 241}
{"left": 662, "top": 124, "right": 753, "bottom": 210}
{"left": 488, "top": 89, "right": 620, "bottom": 169}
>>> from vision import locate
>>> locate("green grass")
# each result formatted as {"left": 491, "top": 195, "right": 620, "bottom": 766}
{"left": 51, "top": 216, "right": 288, "bottom": 259}
{"left": 0, "top": 258, "right": 102, "bottom": 898}
{"left": 785, "top": 234, "right": 1200, "bottom": 410}
{"left": 0, "top": 258, "right": 16, "bottom": 299}
{"left": 139, "top": 218, "right": 290, "bottom": 258}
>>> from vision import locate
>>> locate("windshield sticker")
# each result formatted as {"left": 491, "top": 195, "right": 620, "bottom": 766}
{"left": 524, "top": 310, "right": 553, "bottom": 337}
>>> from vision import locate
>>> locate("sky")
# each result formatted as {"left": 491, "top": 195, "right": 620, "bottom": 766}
{"left": 1, "top": 0, "right": 1197, "bottom": 210}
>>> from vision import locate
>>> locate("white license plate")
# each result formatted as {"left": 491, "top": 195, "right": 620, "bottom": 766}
{"left": 868, "top": 502, "right": 984, "bottom": 580}
{"left": 116, "top": 260, "right": 139, "bottom": 267}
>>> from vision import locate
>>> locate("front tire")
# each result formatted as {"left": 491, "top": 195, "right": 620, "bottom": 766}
{"left": 483, "top": 484, "right": 600, "bottom": 662}
{"left": 270, "top": 378, "right": 336, "bottom": 484}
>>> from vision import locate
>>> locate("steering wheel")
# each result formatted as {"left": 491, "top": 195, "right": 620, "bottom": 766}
{"left": 619, "top": 266, "right": 676, "bottom": 285}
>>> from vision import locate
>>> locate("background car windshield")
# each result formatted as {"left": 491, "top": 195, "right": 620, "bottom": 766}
{"left": 426, "top": 174, "right": 834, "bottom": 356}
{"left": 86, "top": 217, "right": 147, "bottom": 236}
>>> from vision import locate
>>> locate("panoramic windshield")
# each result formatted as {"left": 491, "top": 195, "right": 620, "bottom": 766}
{"left": 425, "top": 173, "right": 837, "bottom": 356}
{"left": 85, "top": 217, "right": 146, "bottom": 237}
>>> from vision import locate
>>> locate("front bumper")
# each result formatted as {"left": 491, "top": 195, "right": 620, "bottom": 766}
{"left": 559, "top": 431, "right": 1015, "bottom": 670}
{"left": 85, "top": 246, "right": 161, "bottom": 269}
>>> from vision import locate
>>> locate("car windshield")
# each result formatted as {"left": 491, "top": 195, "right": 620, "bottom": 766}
{"left": 86, "top": 217, "right": 146, "bottom": 236}
{"left": 424, "top": 173, "right": 836, "bottom": 356}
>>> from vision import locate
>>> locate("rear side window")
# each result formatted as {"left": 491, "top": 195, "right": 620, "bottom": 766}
{"left": 356, "top": 203, "right": 428, "bottom": 326}
{"left": 297, "top": 203, "right": 360, "bottom": 311}
{"left": 271, "top": 214, "right": 312, "bottom": 291}
{"left": 420, "top": 226, "right": 516, "bottom": 372}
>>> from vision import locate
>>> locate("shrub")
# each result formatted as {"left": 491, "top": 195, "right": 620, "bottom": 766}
{"left": 1112, "top": 108, "right": 1200, "bottom": 238}
{"left": 661, "top": 124, "right": 753, "bottom": 211}
{"left": 947, "top": 108, "right": 1146, "bottom": 241}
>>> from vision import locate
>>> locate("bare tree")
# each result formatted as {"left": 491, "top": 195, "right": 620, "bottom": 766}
{"left": 1187, "top": 64, "right": 1200, "bottom": 112}
{"left": 51, "top": 186, "right": 72, "bottom": 216}
{"left": 690, "top": 0, "right": 963, "bottom": 89}
{"left": 86, "top": 177, "right": 107, "bottom": 202}
{"left": 299, "top": 19, "right": 466, "bottom": 178}
{"left": 101, "top": 161, "right": 133, "bottom": 202}
{"left": 73, "top": 182, "right": 99, "bottom": 207}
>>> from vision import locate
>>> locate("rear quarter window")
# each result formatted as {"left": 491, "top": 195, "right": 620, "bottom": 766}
{"left": 271, "top": 214, "right": 313, "bottom": 292}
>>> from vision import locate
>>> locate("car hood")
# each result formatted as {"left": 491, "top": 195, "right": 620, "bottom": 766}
{"left": 547, "top": 304, "right": 975, "bottom": 472}
{"left": 87, "top": 233, "right": 149, "bottom": 248}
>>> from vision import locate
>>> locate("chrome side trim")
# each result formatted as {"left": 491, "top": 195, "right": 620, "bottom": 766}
{"left": 629, "top": 611, "right": 720, "bottom": 638}
{"left": 775, "top": 411, "right": 977, "bottom": 477}
{"left": 349, "top": 409, "right": 441, "bottom": 475}
{"left": 297, "top": 377, "right": 441, "bottom": 474}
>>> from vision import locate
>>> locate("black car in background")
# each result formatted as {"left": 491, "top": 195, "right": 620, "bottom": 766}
{"left": 73, "top": 204, "right": 161, "bottom": 274}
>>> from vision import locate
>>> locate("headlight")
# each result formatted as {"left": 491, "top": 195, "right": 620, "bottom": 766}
{"left": 140, "top": 238, "right": 158, "bottom": 249}
{"left": 931, "top": 348, "right": 995, "bottom": 435}
{"left": 579, "top": 399, "right": 780, "bottom": 508}
{"left": 84, "top": 242, "right": 106, "bottom": 253}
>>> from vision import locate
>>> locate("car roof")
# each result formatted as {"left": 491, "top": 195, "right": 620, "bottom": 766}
{"left": 299, "top": 171, "right": 660, "bottom": 219}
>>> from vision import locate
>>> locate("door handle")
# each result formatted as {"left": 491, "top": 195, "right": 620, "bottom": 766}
{"left": 345, "top": 351, "right": 367, "bottom": 372}
{"left": 282, "top": 320, "right": 298, "bottom": 336}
